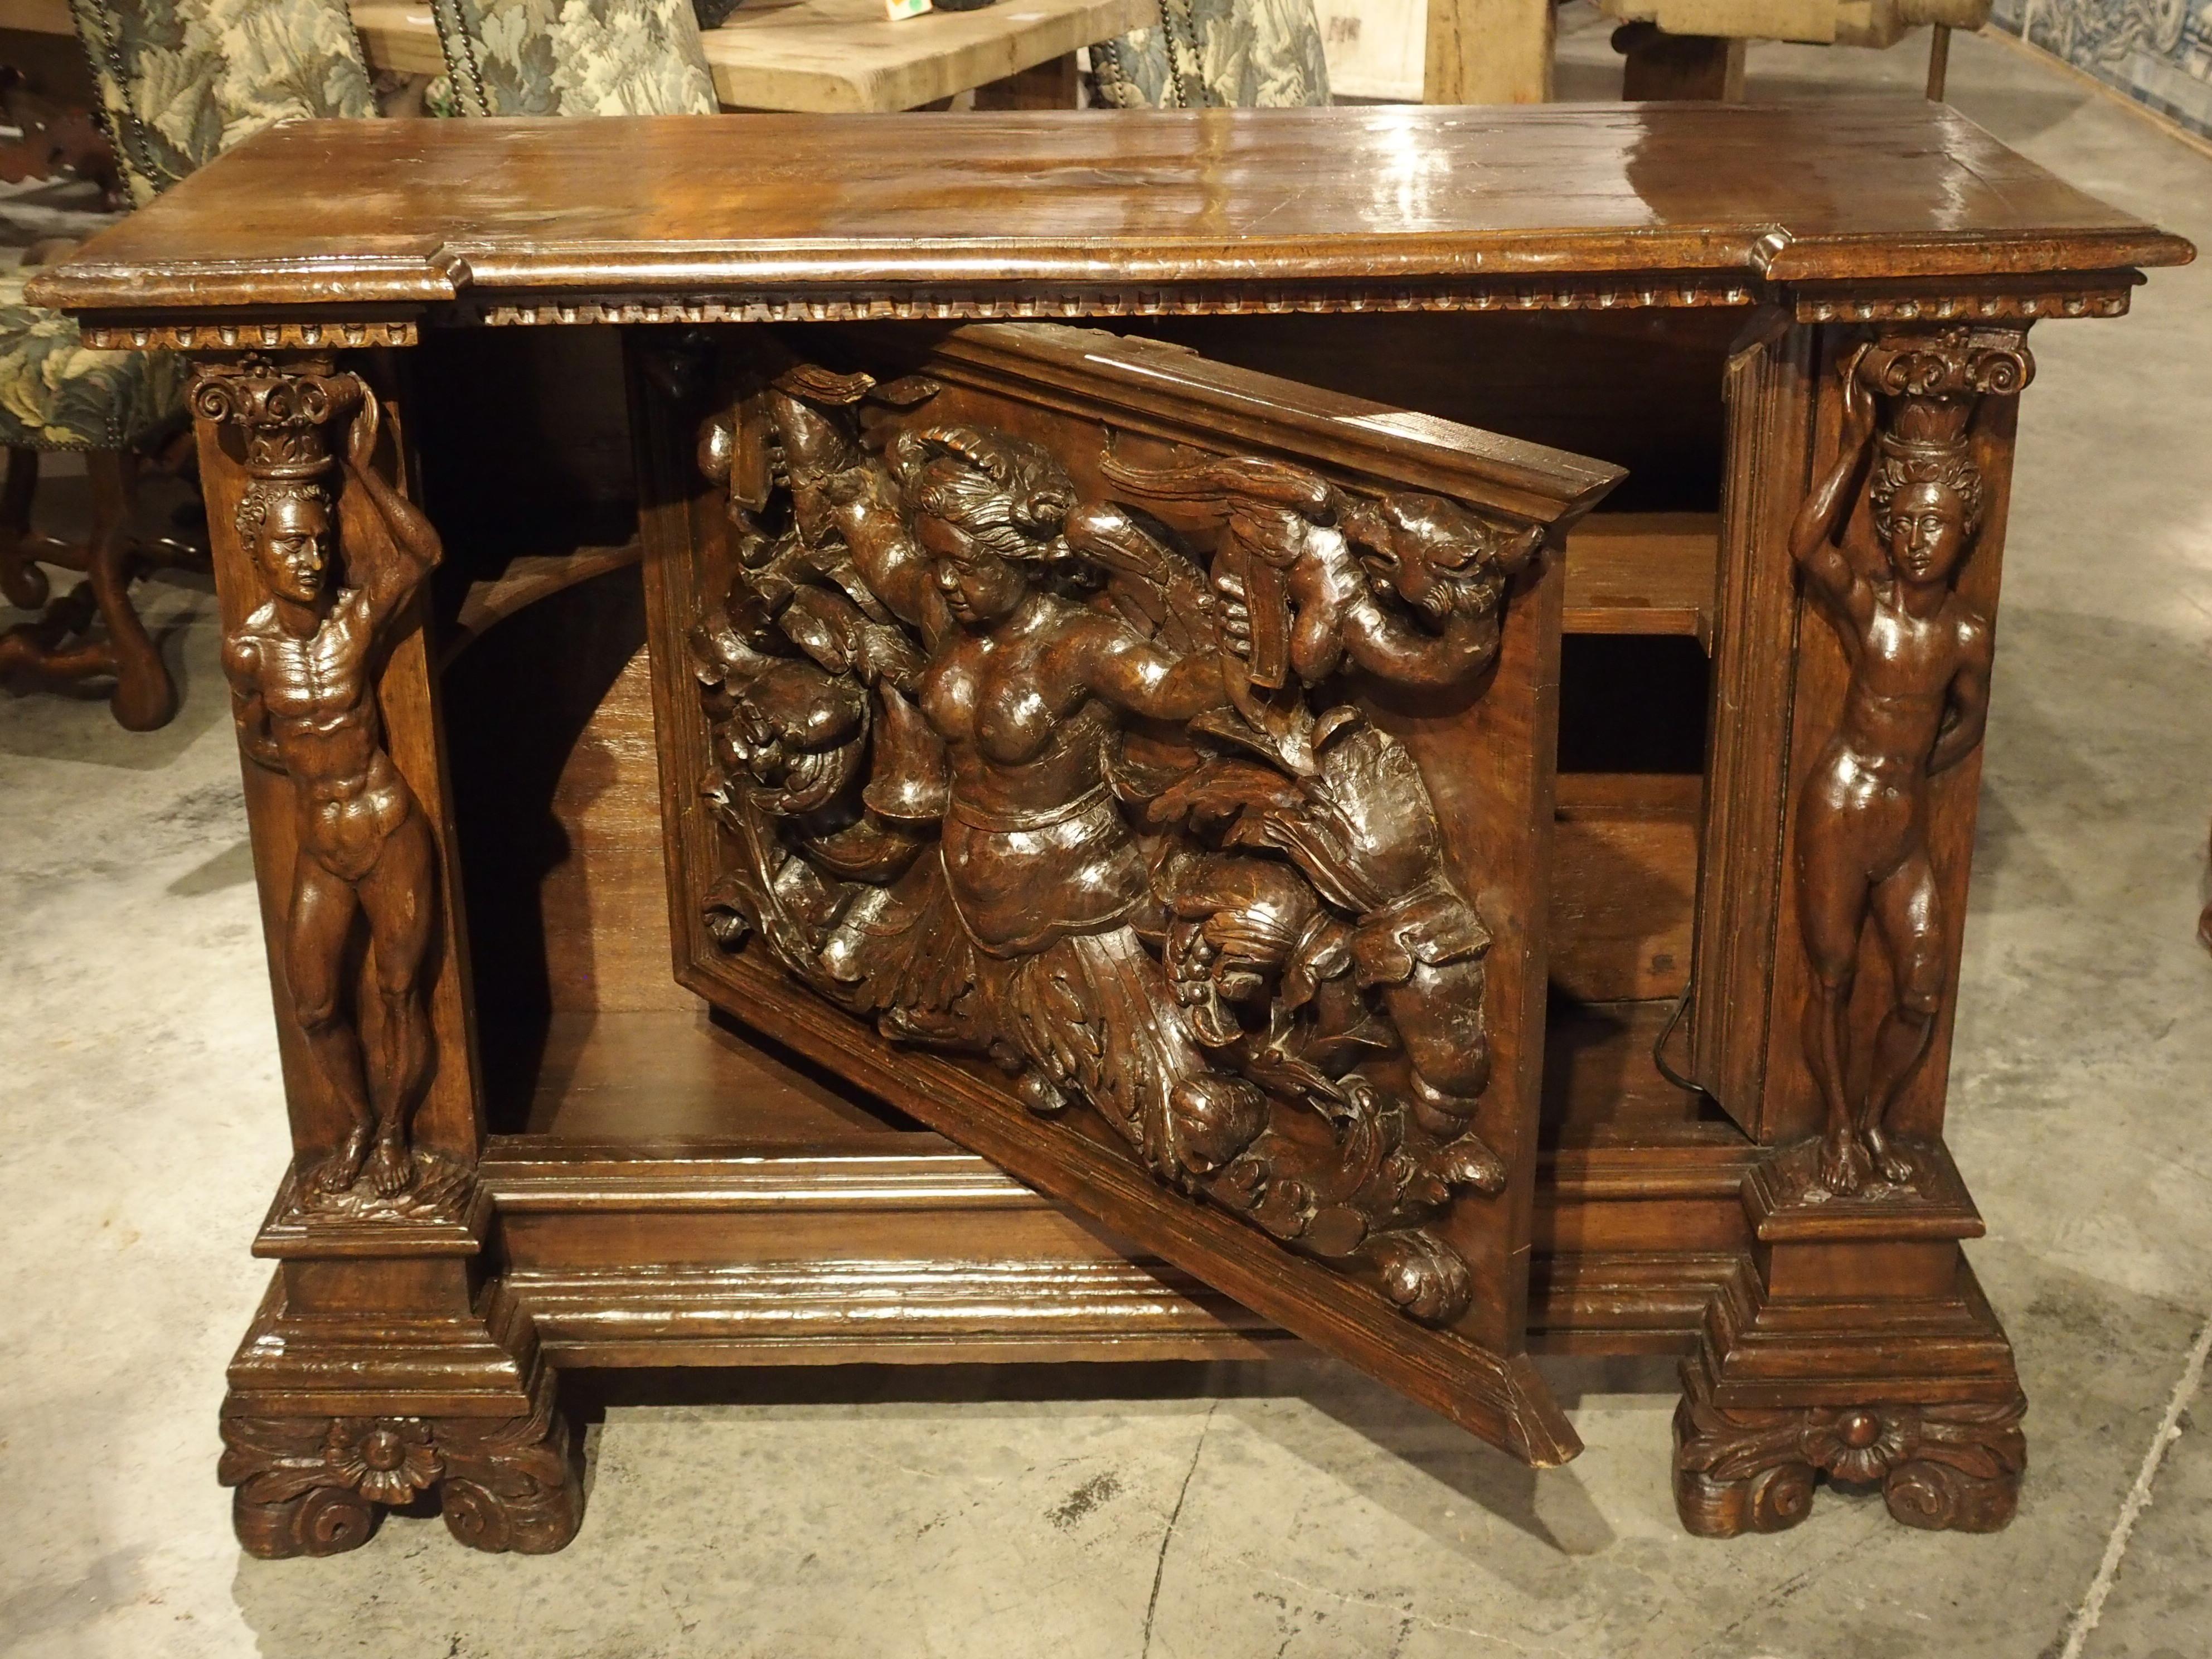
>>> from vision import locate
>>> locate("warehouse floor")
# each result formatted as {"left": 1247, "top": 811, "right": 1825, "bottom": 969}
{"left": 4, "top": 13, "right": 2210, "bottom": 1658}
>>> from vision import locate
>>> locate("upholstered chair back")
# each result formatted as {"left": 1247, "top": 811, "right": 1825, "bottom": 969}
{"left": 68, "top": 0, "right": 375, "bottom": 206}
{"left": 430, "top": 0, "right": 719, "bottom": 117}
{"left": 1092, "top": 0, "right": 1331, "bottom": 109}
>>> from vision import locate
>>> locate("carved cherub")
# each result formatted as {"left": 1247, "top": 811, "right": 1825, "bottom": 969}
{"left": 1792, "top": 345, "right": 1994, "bottom": 1196}
{"left": 221, "top": 386, "right": 443, "bottom": 1197}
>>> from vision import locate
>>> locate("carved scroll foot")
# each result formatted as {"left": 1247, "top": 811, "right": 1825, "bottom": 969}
{"left": 1673, "top": 1390, "right": 2024, "bottom": 1538}
{"left": 219, "top": 1386, "right": 582, "bottom": 1558}
{"left": 433, "top": 1389, "right": 584, "bottom": 1554}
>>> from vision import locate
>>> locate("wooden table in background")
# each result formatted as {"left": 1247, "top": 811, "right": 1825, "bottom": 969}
{"left": 0, "top": 0, "right": 1152, "bottom": 113}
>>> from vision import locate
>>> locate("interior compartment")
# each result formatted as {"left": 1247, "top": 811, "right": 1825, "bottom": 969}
{"left": 437, "top": 312, "right": 1738, "bottom": 1147}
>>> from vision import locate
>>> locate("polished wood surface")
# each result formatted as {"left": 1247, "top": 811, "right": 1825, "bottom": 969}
{"left": 79, "top": 106, "right": 2186, "bottom": 1556}
{"left": 30, "top": 103, "right": 2192, "bottom": 322}
{"left": 636, "top": 319, "right": 1613, "bottom": 1463}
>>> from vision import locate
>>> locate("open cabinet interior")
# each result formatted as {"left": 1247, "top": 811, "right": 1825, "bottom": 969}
{"left": 433, "top": 307, "right": 1745, "bottom": 1171}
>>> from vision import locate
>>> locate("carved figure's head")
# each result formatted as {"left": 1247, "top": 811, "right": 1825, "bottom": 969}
{"left": 1870, "top": 439, "right": 1981, "bottom": 587}
{"left": 237, "top": 479, "right": 333, "bottom": 607}
{"left": 891, "top": 425, "right": 1077, "bottom": 628}
{"left": 1345, "top": 493, "right": 1533, "bottom": 624}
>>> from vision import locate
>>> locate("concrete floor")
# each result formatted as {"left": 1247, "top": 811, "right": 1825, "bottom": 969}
{"left": 4, "top": 19, "right": 2211, "bottom": 1659}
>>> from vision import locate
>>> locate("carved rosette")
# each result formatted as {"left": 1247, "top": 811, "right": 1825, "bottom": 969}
{"left": 687, "top": 352, "right": 1544, "bottom": 1328}
{"left": 219, "top": 1387, "right": 581, "bottom": 1558}
{"left": 1673, "top": 1393, "right": 2025, "bottom": 1537}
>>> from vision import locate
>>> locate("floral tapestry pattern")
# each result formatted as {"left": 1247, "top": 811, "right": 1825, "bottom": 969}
{"left": 0, "top": 274, "right": 188, "bottom": 450}
{"left": 1092, "top": 0, "right": 1331, "bottom": 109}
{"left": 1993, "top": 0, "right": 2212, "bottom": 139}
{"left": 68, "top": 0, "right": 375, "bottom": 206}
{"left": 430, "top": 0, "right": 718, "bottom": 117}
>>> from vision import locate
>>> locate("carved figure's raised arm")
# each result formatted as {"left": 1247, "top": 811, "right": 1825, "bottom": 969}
{"left": 1066, "top": 617, "right": 1229, "bottom": 723}
{"left": 1792, "top": 348, "right": 1878, "bottom": 618}
{"left": 339, "top": 385, "right": 443, "bottom": 630}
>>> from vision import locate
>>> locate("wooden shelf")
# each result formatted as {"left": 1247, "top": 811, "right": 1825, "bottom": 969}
{"left": 1562, "top": 511, "right": 1718, "bottom": 650}
{"left": 507, "top": 990, "right": 1716, "bottom": 1153}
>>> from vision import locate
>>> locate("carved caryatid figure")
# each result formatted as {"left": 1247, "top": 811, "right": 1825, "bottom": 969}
{"left": 1791, "top": 331, "right": 2029, "bottom": 1195}
{"left": 692, "top": 356, "right": 1539, "bottom": 1323}
{"left": 205, "top": 366, "right": 444, "bottom": 1199}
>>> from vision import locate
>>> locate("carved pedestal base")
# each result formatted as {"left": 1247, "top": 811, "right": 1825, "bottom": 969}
{"left": 220, "top": 1377, "right": 581, "bottom": 1559}
{"left": 1673, "top": 1134, "right": 2025, "bottom": 1537}
{"left": 220, "top": 1174, "right": 584, "bottom": 1558}
{"left": 1673, "top": 1379, "right": 2025, "bottom": 1537}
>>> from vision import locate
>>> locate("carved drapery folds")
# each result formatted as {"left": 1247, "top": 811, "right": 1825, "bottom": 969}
{"left": 197, "top": 355, "right": 451, "bottom": 1211}
{"left": 1789, "top": 326, "right": 2031, "bottom": 1196}
{"left": 687, "top": 356, "right": 1541, "bottom": 1327}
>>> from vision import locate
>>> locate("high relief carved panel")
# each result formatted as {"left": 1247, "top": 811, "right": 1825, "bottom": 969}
{"left": 684, "top": 350, "right": 1545, "bottom": 1327}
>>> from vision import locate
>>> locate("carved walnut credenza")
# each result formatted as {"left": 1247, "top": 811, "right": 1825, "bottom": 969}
{"left": 32, "top": 103, "right": 2192, "bottom": 1555}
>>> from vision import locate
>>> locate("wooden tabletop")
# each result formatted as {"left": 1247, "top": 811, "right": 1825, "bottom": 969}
{"left": 0, "top": 0, "right": 1151, "bottom": 113}
{"left": 30, "top": 103, "right": 2193, "bottom": 323}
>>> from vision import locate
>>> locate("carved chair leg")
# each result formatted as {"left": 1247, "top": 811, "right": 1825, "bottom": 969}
{"left": 83, "top": 448, "right": 173, "bottom": 730}
{"left": 0, "top": 445, "right": 44, "bottom": 609}
{"left": 0, "top": 446, "right": 177, "bottom": 729}
{"left": 220, "top": 1384, "right": 583, "bottom": 1559}
{"left": 2199, "top": 812, "right": 2211, "bottom": 952}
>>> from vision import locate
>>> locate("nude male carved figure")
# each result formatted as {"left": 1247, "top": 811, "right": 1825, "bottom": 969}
{"left": 1792, "top": 343, "right": 1994, "bottom": 1196}
{"left": 221, "top": 384, "right": 444, "bottom": 1197}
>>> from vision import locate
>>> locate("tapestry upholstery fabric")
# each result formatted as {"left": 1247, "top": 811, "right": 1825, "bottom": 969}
{"left": 41, "top": 0, "right": 372, "bottom": 455}
{"left": 430, "top": 0, "right": 719, "bottom": 117}
{"left": 67, "top": 0, "right": 375, "bottom": 207}
{"left": 1993, "top": 0, "right": 2212, "bottom": 140}
{"left": 1091, "top": 0, "right": 1331, "bottom": 109}
{"left": 0, "top": 273, "right": 190, "bottom": 452}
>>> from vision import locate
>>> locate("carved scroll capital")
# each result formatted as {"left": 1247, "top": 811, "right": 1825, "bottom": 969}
{"left": 1859, "top": 324, "right": 2034, "bottom": 399}
{"left": 190, "top": 353, "right": 364, "bottom": 479}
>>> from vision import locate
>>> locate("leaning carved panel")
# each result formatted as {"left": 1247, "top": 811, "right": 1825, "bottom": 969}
{"left": 682, "top": 343, "right": 1549, "bottom": 1328}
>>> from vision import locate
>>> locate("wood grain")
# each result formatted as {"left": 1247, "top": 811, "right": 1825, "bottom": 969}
{"left": 30, "top": 105, "right": 2192, "bottom": 323}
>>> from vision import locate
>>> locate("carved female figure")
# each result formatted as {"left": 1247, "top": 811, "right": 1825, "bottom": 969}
{"left": 890, "top": 424, "right": 1261, "bottom": 1176}
{"left": 1792, "top": 345, "right": 1994, "bottom": 1195}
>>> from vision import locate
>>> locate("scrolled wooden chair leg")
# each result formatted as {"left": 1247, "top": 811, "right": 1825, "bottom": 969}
{"left": 0, "top": 445, "right": 46, "bottom": 610}
{"left": 83, "top": 449, "right": 174, "bottom": 730}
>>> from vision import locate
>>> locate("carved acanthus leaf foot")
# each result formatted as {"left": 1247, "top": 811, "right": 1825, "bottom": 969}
{"left": 1672, "top": 1392, "right": 2025, "bottom": 1538}
{"left": 219, "top": 1386, "right": 581, "bottom": 1558}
